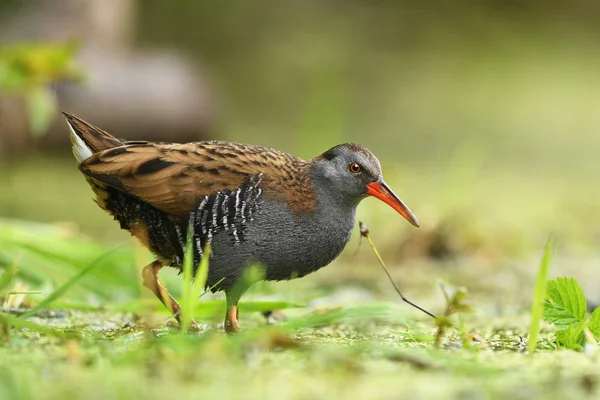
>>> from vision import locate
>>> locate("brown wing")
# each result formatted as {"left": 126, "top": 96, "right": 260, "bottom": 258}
{"left": 79, "top": 141, "right": 314, "bottom": 217}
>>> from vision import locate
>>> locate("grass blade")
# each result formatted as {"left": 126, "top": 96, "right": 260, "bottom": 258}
{"left": 7, "top": 291, "right": 41, "bottom": 295}
{"left": 0, "top": 219, "right": 139, "bottom": 299}
{"left": 0, "top": 312, "right": 77, "bottom": 339}
{"left": 180, "top": 225, "right": 195, "bottom": 332}
{"left": 19, "top": 246, "right": 122, "bottom": 319}
{"left": 180, "top": 222, "right": 211, "bottom": 333}
{"left": 0, "top": 254, "right": 21, "bottom": 294}
{"left": 527, "top": 236, "right": 553, "bottom": 353}
{"left": 192, "top": 244, "right": 211, "bottom": 302}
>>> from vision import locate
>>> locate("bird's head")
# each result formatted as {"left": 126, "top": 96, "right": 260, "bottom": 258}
{"left": 311, "top": 143, "right": 419, "bottom": 227}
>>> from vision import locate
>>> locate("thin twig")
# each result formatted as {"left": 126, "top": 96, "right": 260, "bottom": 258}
{"left": 359, "top": 221, "right": 437, "bottom": 319}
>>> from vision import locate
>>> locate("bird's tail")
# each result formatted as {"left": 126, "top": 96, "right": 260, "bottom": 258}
{"left": 63, "top": 112, "right": 124, "bottom": 164}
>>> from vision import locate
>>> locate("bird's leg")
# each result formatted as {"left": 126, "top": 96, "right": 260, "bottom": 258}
{"left": 224, "top": 290, "right": 242, "bottom": 334}
{"left": 142, "top": 260, "right": 199, "bottom": 331}
{"left": 224, "top": 267, "right": 265, "bottom": 333}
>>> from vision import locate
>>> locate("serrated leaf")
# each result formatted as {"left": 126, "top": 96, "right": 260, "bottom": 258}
{"left": 555, "top": 322, "right": 584, "bottom": 350}
{"left": 543, "top": 300, "right": 580, "bottom": 330}
{"left": 588, "top": 307, "right": 600, "bottom": 339}
{"left": 543, "top": 277, "right": 587, "bottom": 330}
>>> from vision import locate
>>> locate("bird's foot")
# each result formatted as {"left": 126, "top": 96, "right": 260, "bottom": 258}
{"left": 187, "top": 320, "right": 203, "bottom": 333}
{"left": 224, "top": 304, "right": 240, "bottom": 334}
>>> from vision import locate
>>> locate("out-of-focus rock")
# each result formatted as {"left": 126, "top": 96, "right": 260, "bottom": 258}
{"left": 46, "top": 49, "right": 214, "bottom": 145}
{"left": 0, "top": 0, "right": 135, "bottom": 50}
{"left": 0, "top": 0, "right": 214, "bottom": 156}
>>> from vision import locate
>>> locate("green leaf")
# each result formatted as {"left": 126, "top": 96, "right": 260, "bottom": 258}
{"left": 26, "top": 87, "right": 56, "bottom": 136}
{"left": 543, "top": 277, "right": 587, "bottom": 330}
{"left": 0, "top": 41, "right": 81, "bottom": 89}
{"left": 588, "top": 307, "right": 600, "bottom": 339}
{"left": 555, "top": 322, "right": 584, "bottom": 350}
{"left": 527, "top": 237, "right": 553, "bottom": 353}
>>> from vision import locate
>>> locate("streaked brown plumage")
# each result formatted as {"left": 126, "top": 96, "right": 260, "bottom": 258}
{"left": 80, "top": 140, "right": 317, "bottom": 219}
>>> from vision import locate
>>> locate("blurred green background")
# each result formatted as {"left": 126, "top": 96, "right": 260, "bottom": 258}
{"left": 1, "top": 0, "right": 599, "bottom": 301}
{"left": 2, "top": 2, "right": 600, "bottom": 399}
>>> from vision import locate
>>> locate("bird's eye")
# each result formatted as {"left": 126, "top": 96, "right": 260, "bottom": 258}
{"left": 349, "top": 162, "right": 361, "bottom": 173}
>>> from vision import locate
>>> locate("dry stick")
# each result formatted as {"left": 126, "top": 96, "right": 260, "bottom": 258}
{"left": 359, "top": 221, "right": 437, "bottom": 319}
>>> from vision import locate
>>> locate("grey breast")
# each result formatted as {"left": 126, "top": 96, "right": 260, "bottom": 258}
{"left": 203, "top": 188, "right": 357, "bottom": 289}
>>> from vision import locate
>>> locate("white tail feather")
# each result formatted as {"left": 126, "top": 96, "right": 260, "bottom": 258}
{"left": 67, "top": 121, "right": 93, "bottom": 164}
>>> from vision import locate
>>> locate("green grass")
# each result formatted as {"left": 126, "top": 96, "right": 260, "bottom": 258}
{"left": 1, "top": 215, "right": 600, "bottom": 399}
{"left": 0, "top": 307, "right": 597, "bottom": 399}
{"left": 3, "top": 157, "right": 600, "bottom": 399}
{"left": 3, "top": 152, "right": 600, "bottom": 399}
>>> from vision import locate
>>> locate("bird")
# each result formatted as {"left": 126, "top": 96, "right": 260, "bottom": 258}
{"left": 64, "top": 113, "right": 419, "bottom": 333}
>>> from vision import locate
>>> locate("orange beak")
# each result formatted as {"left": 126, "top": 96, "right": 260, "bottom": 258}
{"left": 366, "top": 178, "right": 419, "bottom": 227}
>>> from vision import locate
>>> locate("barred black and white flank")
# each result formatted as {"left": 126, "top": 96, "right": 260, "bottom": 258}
{"left": 187, "top": 174, "right": 264, "bottom": 268}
